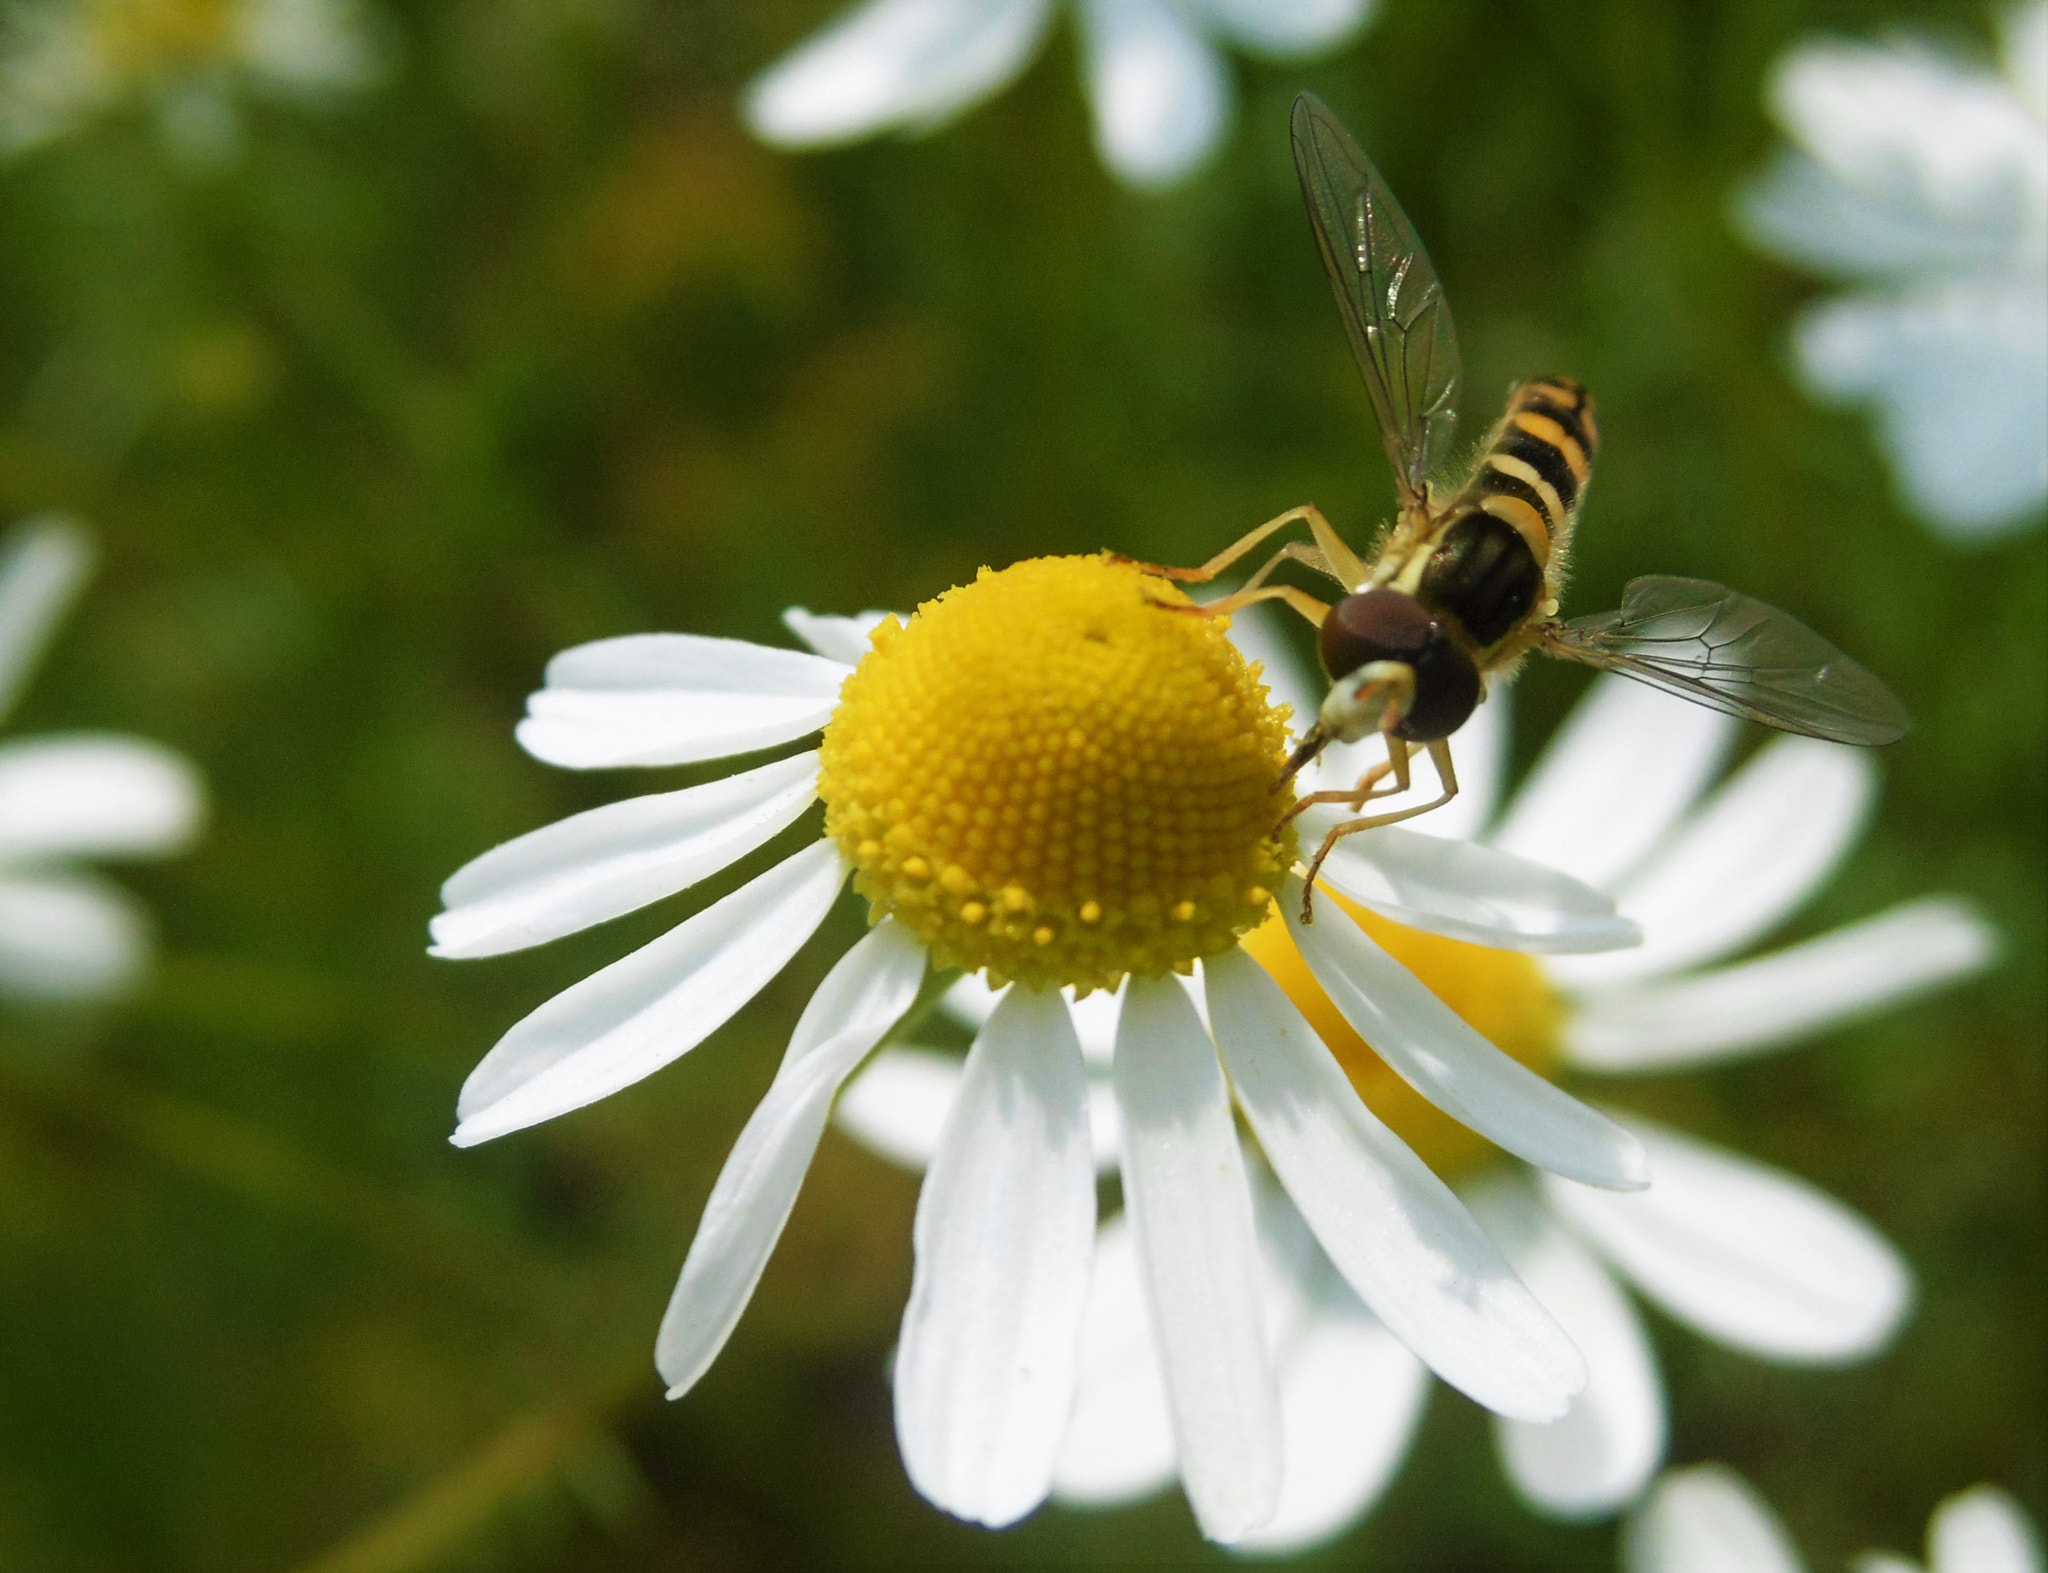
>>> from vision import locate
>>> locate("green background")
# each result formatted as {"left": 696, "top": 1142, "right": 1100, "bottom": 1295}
{"left": 0, "top": 1, "right": 2040, "bottom": 1567}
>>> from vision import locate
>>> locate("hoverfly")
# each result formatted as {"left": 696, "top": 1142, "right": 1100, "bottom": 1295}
{"left": 1132, "top": 94, "right": 1908, "bottom": 920}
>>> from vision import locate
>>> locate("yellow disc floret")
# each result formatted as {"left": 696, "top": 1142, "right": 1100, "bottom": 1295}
{"left": 819, "top": 554, "right": 1297, "bottom": 994}
{"left": 1241, "top": 890, "right": 1564, "bottom": 1179}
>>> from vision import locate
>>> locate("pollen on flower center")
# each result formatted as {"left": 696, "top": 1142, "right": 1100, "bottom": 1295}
{"left": 1241, "top": 892, "right": 1565, "bottom": 1178}
{"left": 818, "top": 554, "right": 1298, "bottom": 994}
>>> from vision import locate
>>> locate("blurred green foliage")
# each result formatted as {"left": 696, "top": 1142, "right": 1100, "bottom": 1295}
{"left": 0, "top": 0, "right": 2040, "bottom": 1568}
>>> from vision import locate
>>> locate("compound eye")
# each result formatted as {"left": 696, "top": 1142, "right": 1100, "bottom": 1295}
{"left": 1319, "top": 587, "right": 1433, "bottom": 679}
{"left": 1396, "top": 639, "right": 1480, "bottom": 742}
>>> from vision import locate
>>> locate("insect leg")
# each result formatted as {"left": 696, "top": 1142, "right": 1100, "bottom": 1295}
{"left": 1278, "top": 735, "right": 1411, "bottom": 828}
{"left": 1152, "top": 582, "right": 1331, "bottom": 629}
{"left": 1240, "top": 540, "right": 1336, "bottom": 593}
{"left": 1114, "top": 504, "right": 1363, "bottom": 590}
{"left": 1298, "top": 740, "right": 1460, "bottom": 923}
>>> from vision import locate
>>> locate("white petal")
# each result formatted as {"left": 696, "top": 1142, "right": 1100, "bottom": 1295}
{"left": 0, "top": 870, "right": 148, "bottom": 1000}
{"left": 657, "top": 919, "right": 925, "bottom": 1396}
{"left": 836, "top": 1045, "right": 1123, "bottom": 1175}
{"left": 1563, "top": 896, "right": 1998, "bottom": 1072}
{"left": 1624, "top": 1465, "right": 1807, "bottom": 1573}
{"left": 429, "top": 752, "right": 820, "bottom": 958}
{"left": 1113, "top": 975, "right": 1280, "bottom": 1542}
{"left": 451, "top": 840, "right": 847, "bottom": 1146}
{"left": 1490, "top": 674, "right": 1736, "bottom": 892}
{"left": 894, "top": 986, "right": 1095, "bottom": 1528}
{"left": 1075, "top": 0, "right": 1230, "bottom": 187}
{"left": 1052, "top": 1213, "right": 1179, "bottom": 1505}
{"left": 1545, "top": 1114, "right": 1911, "bottom": 1364}
{"left": 514, "top": 634, "right": 850, "bottom": 770}
{"left": 1194, "top": 0, "right": 1374, "bottom": 59}
{"left": 1852, "top": 1556, "right": 1925, "bottom": 1573}
{"left": 941, "top": 971, "right": 1150, "bottom": 1069}
{"left": 1301, "top": 809, "right": 1641, "bottom": 954}
{"left": 1203, "top": 948, "right": 1586, "bottom": 1421}
{"left": 1548, "top": 736, "right": 1876, "bottom": 991}
{"left": 0, "top": 735, "right": 204, "bottom": 862}
{"left": 1286, "top": 879, "right": 1648, "bottom": 1189}
{"left": 781, "top": 607, "right": 890, "bottom": 666}
{"left": 1467, "top": 1176, "right": 1666, "bottom": 1521}
{"left": 1304, "top": 687, "right": 1513, "bottom": 841}
{"left": 1791, "top": 283, "right": 2048, "bottom": 540}
{"left": 1930, "top": 1485, "right": 2045, "bottom": 1573}
{"left": 0, "top": 515, "right": 90, "bottom": 725}
{"left": 742, "top": 0, "right": 1051, "bottom": 145}
{"left": 1237, "top": 1261, "right": 1430, "bottom": 1554}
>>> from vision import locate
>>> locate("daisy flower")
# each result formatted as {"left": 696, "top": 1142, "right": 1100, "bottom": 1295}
{"left": 0, "top": 516, "right": 205, "bottom": 1002}
{"left": 431, "top": 553, "right": 1654, "bottom": 1542}
{"left": 837, "top": 608, "right": 1996, "bottom": 1550}
{"left": 1737, "top": 1, "right": 2048, "bottom": 541}
{"left": 1626, "top": 1463, "right": 2042, "bottom": 1573}
{"left": 742, "top": 0, "right": 1375, "bottom": 189}
{"left": 0, "top": 0, "right": 381, "bottom": 162}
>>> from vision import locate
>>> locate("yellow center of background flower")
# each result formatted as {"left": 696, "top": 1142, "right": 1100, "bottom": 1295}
{"left": 1241, "top": 891, "right": 1565, "bottom": 1179}
{"left": 819, "top": 554, "right": 1297, "bottom": 994}
{"left": 91, "top": 0, "right": 235, "bottom": 76}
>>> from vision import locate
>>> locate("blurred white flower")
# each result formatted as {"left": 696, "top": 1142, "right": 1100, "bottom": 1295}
{"left": 1738, "top": 2, "right": 2048, "bottom": 541}
{"left": 742, "top": 0, "right": 1375, "bottom": 188}
{"left": 0, "top": 0, "right": 382, "bottom": 161}
{"left": 1626, "top": 1464, "right": 2043, "bottom": 1573}
{"left": 0, "top": 516, "right": 204, "bottom": 1002}
{"left": 430, "top": 556, "right": 1660, "bottom": 1543}
{"left": 835, "top": 609, "right": 1996, "bottom": 1550}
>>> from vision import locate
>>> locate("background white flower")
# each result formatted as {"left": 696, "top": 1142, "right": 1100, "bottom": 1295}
{"left": 743, "top": 0, "right": 1375, "bottom": 188}
{"left": 836, "top": 609, "right": 1998, "bottom": 1550}
{"left": 0, "top": 516, "right": 205, "bottom": 1002}
{"left": 0, "top": 0, "right": 383, "bottom": 161}
{"left": 1626, "top": 1464, "right": 2043, "bottom": 1573}
{"left": 1738, "top": 2, "right": 2048, "bottom": 541}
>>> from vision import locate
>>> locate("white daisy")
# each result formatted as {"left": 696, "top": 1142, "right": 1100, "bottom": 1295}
{"left": 1737, "top": 1, "right": 2048, "bottom": 541}
{"left": 0, "top": 0, "right": 381, "bottom": 161}
{"left": 836, "top": 607, "right": 1996, "bottom": 1550}
{"left": 1627, "top": 1464, "right": 2043, "bottom": 1573}
{"left": 742, "top": 0, "right": 1375, "bottom": 189}
{"left": 0, "top": 516, "right": 205, "bottom": 1002}
{"left": 431, "top": 553, "right": 1653, "bottom": 1543}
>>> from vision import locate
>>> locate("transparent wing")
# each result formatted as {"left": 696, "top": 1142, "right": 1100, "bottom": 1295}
{"left": 1290, "top": 93, "right": 1461, "bottom": 508}
{"left": 1541, "top": 576, "right": 1910, "bottom": 745}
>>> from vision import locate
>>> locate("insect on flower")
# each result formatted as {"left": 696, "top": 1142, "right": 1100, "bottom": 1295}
{"left": 1128, "top": 95, "right": 1912, "bottom": 921}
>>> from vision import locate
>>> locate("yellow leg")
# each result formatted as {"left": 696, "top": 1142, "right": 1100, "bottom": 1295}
{"left": 1298, "top": 741, "right": 1461, "bottom": 923}
{"left": 1114, "top": 504, "right": 1369, "bottom": 592}
{"left": 1151, "top": 581, "right": 1332, "bottom": 629}
{"left": 1241, "top": 539, "right": 1335, "bottom": 593}
{"left": 1279, "top": 737, "right": 1411, "bottom": 830}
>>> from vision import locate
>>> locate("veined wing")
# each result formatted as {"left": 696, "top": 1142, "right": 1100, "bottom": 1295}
{"left": 1290, "top": 93, "right": 1460, "bottom": 510}
{"left": 1542, "top": 576, "right": 1910, "bottom": 745}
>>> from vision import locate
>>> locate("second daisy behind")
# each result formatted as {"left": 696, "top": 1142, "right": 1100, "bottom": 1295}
{"left": 432, "top": 552, "right": 1650, "bottom": 1543}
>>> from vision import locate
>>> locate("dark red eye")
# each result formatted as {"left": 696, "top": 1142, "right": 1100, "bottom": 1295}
{"left": 1319, "top": 587, "right": 1479, "bottom": 743}
{"left": 1318, "top": 588, "right": 1433, "bottom": 679}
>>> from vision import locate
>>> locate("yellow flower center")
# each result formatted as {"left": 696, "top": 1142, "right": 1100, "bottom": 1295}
{"left": 90, "top": 0, "right": 236, "bottom": 76}
{"left": 819, "top": 555, "right": 1297, "bottom": 994}
{"left": 1241, "top": 890, "right": 1565, "bottom": 1178}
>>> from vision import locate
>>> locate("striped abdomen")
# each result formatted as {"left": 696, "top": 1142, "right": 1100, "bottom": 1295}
{"left": 1418, "top": 377, "right": 1599, "bottom": 651}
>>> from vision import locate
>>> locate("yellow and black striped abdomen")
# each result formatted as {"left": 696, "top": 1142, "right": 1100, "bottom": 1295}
{"left": 1417, "top": 377, "right": 1598, "bottom": 652}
